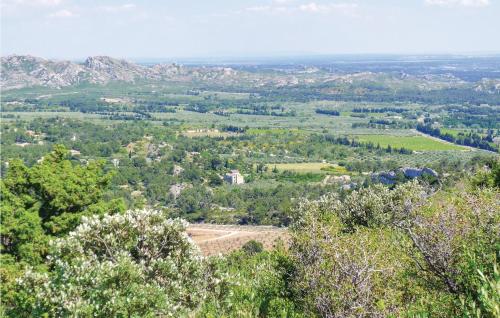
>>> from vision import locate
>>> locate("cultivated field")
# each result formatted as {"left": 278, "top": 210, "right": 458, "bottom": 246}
{"left": 267, "top": 162, "right": 330, "bottom": 173}
{"left": 182, "top": 129, "right": 237, "bottom": 138}
{"left": 186, "top": 224, "right": 289, "bottom": 256}
{"left": 354, "top": 134, "right": 467, "bottom": 151}
{"left": 265, "top": 162, "right": 348, "bottom": 173}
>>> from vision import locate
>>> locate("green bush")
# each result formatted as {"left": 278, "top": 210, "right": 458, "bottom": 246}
{"left": 241, "top": 240, "right": 264, "bottom": 255}
{"left": 199, "top": 249, "right": 302, "bottom": 317}
{"left": 11, "top": 209, "right": 205, "bottom": 317}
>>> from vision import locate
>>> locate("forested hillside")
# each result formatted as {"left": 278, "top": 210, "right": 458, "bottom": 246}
{"left": 1, "top": 145, "right": 498, "bottom": 317}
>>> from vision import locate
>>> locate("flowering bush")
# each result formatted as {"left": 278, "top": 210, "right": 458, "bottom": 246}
{"left": 12, "top": 209, "right": 205, "bottom": 317}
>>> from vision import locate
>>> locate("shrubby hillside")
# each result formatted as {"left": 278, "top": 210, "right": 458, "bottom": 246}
{"left": 1, "top": 146, "right": 498, "bottom": 317}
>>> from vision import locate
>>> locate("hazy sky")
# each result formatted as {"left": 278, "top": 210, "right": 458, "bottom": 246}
{"left": 1, "top": 0, "right": 499, "bottom": 59}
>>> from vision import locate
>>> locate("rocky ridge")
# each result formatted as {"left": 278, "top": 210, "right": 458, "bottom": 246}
{"left": 0, "top": 55, "right": 242, "bottom": 90}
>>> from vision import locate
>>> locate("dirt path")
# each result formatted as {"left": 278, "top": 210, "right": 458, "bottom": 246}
{"left": 186, "top": 224, "right": 289, "bottom": 256}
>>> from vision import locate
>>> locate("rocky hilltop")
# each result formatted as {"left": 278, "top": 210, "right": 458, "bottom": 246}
{"left": 3, "top": 55, "right": 482, "bottom": 91}
{"left": 0, "top": 55, "right": 241, "bottom": 90}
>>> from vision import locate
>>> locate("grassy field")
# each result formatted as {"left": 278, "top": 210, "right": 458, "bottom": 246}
{"left": 440, "top": 128, "right": 491, "bottom": 138}
{"left": 355, "top": 134, "right": 467, "bottom": 151}
{"left": 182, "top": 129, "right": 238, "bottom": 138}
{"left": 266, "top": 162, "right": 346, "bottom": 173}
{"left": 439, "top": 128, "right": 463, "bottom": 137}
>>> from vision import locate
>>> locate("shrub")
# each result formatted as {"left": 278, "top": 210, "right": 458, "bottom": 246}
{"left": 11, "top": 209, "right": 205, "bottom": 317}
{"left": 471, "top": 159, "right": 500, "bottom": 188}
{"left": 241, "top": 240, "right": 264, "bottom": 255}
{"left": 402, "top": 187, "right": 500, "bottom": 316}
{"left": 199, "top": 249, "right": 302, "bottom": 318}
{"left": 290, "top": 180, "right": 427, "bottom": 232}
{"left": 290, "top": 197, "right": 411, "bottom": 317}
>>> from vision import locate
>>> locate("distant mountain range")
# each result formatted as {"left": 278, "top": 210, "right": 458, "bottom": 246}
{"left": 0, "top": 55, "right": 240, "bottom": 90}
{"left": 2, "top": 55, "right": 499, "bottom": 93}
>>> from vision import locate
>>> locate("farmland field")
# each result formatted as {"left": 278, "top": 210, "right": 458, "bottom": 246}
{"left": 265, "top": 162, "right": 346, "bottom": 173}
{"left": 354, "top": 134, "right": 467, "bottom": 151}
{"left": 182, "top": 129, "right": 238, "bottom": 138}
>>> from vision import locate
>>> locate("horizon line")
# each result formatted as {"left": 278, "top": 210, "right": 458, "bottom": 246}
{"left": 3, "top": 51, "right": 500, "bottom": 63}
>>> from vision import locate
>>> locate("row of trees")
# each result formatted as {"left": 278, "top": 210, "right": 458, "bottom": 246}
{"left": 319, "top": 134, "right": 413, "bottom": 154}
{"left": 352, "top": 118, "right": 414, "bottom": 129}
{"left": 352, "top": 106, "right": 407, "bottom": 113}
{"left": 417, "top": 124, "right": 499, "bottom": 152}
{"left": 315, "top": 109, "right": 340, "bottom": 116}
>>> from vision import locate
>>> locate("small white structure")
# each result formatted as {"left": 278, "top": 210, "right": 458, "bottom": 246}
{"left": 224, "top": 170, "right": 244, "bottom": 185}
{"left": 112, "top": 158, "right": 120, "bottom": 168}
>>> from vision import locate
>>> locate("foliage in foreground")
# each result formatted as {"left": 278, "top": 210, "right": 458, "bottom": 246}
{"left": 1, "top": 155, "right": 499, "bottom": 317}
{"left": 10, "top": 209, "right": 204, "bottom": 317}
{"left": 289, "top": 176, "right": 499, "bottom": 317}
{"left": 199, "top": 248, "right": 301, "bottom": 318}
{"left": 1, "top": 145, "right": 125, "bottom": 310}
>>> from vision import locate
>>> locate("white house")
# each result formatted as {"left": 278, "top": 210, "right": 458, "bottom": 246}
{"left": 224, "top": 170, "right": 244, "bottom": 185}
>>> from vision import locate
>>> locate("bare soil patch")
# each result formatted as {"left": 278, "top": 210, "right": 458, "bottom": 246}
{"left": 186, "top": 224, "right": 289, "bottom": 256}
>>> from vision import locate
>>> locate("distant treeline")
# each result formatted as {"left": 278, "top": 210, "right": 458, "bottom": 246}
{"left": 220, "top": 125, "right": 246, "bottom": 133}
{"left": 314, "top": 134, "right": 413, "bottom": 155}
{"left": 213, "top": 110, "right": 230, "bottom": 117}
{"left": 236, "top": 108, "right": 296, "bottom": 117}
{"left": 352, "top": 119, "right": 414, "bottom": 129}
{"left": 443, "top": 115, "right": 499, "bottom": 129}
{"left": 438, "top": 105, "right": 500, "bottom": 129}
{"left": 315, "top": 109, "right": 340, "bottom": 116}
{"left": 417, "top": 124, "right": 498, "bottom": 152}
{"left": 255, "top": 86, "right": 500, "bottom": 105}
{"left": 86, "top": 111, "right": 156, "bottom": 121}
{"left": 352, "top": 107, "right": 406, "bottom": 113}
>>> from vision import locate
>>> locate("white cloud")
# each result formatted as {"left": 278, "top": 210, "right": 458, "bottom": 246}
{"left": 425, "top": 0, "right": 490, "bottom": 7}
{"left": 245, "top": 5, "right": 291, "bottom": 14}
{"left": 1, "top": 0, "right": 62, "bottom": 11}
{"left": 48, "top": 9, "right": 75, "bottom": 18}
{"left": 34, "top": 0, "right": 62, "bottom": 5}
{"left": 299, "top": 2, "right": 359, "bottom": 16}
{"left": 299, "top": 2, "right": 322, "bottom": 12}
{"left": 6, "top": 0, "right": 63, "bottom": 6}
{"left": 122, "top": 3, "right": 136, "bottom": 10}
{"left": 98, "top": 3, "right": 137, "bottom": 13}
{"left": 246, "top": 5, "right": 272, "bottom": 12}
{"left": 245, "top": 2, "right": 359, "bottom": 15}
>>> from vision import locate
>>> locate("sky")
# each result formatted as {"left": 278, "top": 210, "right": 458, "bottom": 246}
{"left": 1, "top": 0, "right": 499, "bottom": 59}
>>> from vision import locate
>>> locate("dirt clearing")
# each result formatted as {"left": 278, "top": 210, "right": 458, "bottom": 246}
{"left": 186, "top": 224, "right": 289, "bottom": 256}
